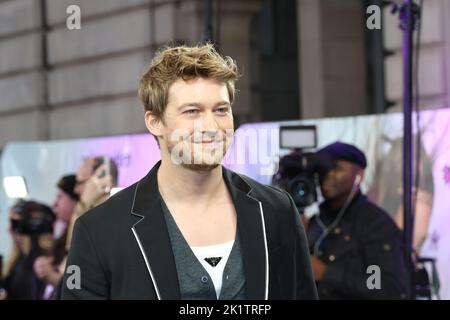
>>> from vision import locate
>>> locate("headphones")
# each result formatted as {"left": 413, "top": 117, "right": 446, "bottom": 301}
{"left": 354, "top": 174, "right": 362, "bottom": 187}
{"left": 313, "top": 172, "right": 362, "bottom": 256}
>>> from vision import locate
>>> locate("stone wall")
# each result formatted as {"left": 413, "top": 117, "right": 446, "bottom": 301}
{"left": 0, "top": 0, "right": 262, "bottom": 147}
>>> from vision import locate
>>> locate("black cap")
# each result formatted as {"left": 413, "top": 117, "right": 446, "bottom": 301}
{"left": 317, "top": 141, "right": 367, "bottom": 169}
{"left": 57, "top": 174, "right": 79, "bottom": 201}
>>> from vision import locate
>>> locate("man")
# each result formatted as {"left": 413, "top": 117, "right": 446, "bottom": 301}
{"left": 62, "top": 44, "right": 317, "bottom": 300}
{"left": 65, "top": 156, "right": 118, "bottom": 250}
{"left": 306, "top": 141, "right": 406, "bottom": 299}
{"left": 34, "top": 175, "right": 79, "bottom": 299}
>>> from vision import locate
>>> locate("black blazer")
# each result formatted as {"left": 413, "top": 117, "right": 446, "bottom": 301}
{"left": 61, "top": 162, "right": 318, "bottom": 300}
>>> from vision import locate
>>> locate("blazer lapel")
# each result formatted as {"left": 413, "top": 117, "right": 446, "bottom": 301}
{"left": 130, "top": 161, "right": 181, "bottom": 300}
{"left": 223, "top": 167, "right": 269, "bottom": 300}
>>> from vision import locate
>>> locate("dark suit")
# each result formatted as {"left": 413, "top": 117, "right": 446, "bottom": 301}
{"left": 61, "top": 162, "right": 318, "bottom": 300}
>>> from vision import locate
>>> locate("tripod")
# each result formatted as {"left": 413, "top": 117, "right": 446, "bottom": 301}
{"left": 392, "top": 0, "right": 421, "bottom": 299}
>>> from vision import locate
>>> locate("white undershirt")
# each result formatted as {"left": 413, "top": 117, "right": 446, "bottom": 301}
{"left": 191, "top": 240, "right": 234, "bottom": 299}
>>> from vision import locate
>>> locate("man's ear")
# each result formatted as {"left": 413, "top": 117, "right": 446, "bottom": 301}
{"left": 145, "top": 111, "right": 163, "bottom": 137}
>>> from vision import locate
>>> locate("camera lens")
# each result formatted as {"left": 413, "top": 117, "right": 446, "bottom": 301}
{"left": 289, "top": 176, "right": 317, "bottom": 208}
{"left": 293, "top": 180, "right": 310, "bottom": 198}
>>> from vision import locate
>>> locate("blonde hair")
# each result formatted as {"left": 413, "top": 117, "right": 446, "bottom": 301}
{"left": 138, "top": 43, "right": 238, "bottom": 120}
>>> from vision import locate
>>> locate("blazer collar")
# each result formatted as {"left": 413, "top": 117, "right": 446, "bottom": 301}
{"left": 131, "top": 161, "right": 269, "bottom": 300}
{"left": 130, "top": 161, "right": 180, "bottom": 299}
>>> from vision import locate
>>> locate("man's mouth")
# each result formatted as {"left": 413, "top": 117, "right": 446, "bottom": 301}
{"left": 192, "top": 139, "right": 224, "bottom": 145}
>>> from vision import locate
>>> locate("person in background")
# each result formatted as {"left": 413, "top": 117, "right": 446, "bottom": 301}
{"left": 306, "top": 141, "right": 406, "bottom": 299}
{"left": 65, "top": 156, "right": 118, "bottom": 251}
{"left": 369, "top": 137, "right": 434, "bottom": 253}
{"left": 33, "top": 174, "right": 79, "bottom": 299}
{"left": 1, "top": 201, "right": 55, "bottom": 300}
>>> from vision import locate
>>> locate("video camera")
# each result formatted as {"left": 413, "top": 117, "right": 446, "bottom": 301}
{"left": 10, "top": 200, "right": 55, "bottom": 236}
{"left": 272, "top": 126, "right": 333, "bottom": 211}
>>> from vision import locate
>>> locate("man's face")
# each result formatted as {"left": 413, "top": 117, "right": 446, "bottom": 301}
{"left": 74, "top": 159, "right": 96, "bottom": 195}
{"left": 320, "top": 160, "right": 362, "bottom": 201}
{"left": 151, "top": 77, "right": 234, "bottom": 171}
{"left": 53, "top": 189, "right": 77, "bottom": 222}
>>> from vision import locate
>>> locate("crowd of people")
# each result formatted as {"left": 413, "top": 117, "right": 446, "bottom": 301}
{"left": 0, "top": 157, "right": 118, "bottom": 300}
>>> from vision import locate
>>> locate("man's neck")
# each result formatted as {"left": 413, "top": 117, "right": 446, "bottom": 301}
{"left": 157, "top": 159, "right": 225, "bottom": 204}
{"left": 327, "top": 189, "right": 361, "bottom": 211}
{"left": 327, "top": 197, "right": 347, "bottom": 211}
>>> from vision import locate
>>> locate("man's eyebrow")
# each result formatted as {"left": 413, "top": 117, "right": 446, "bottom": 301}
{"left": 214, "top": 101, "right": 231, "bottom": 107}
{"left": 177, "top": 101, "right": 230, "bottom": 110}
{"left": 177, "top": 102, "right": 203, "bottom": 110}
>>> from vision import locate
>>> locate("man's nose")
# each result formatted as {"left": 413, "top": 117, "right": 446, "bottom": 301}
{"left": 200, "top": 112, "right": 219, "bottom": 133}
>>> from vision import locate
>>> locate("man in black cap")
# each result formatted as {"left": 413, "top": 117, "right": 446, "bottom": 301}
{"left": 306, "top": 141, "right": 407, "bottom": 299}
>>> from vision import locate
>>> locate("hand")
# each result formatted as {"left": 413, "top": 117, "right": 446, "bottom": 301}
{"left": 301, "top": 215, "right": 310, "bottom": 229}
{"left": 0, "top": 289, "right": 7, "bottom": 300}
{"left": 310, "top": 255, "right": 327, "bottom": 281}
{"left": 80, "top": 164, "right": 113, "bottom": 206}
{"left": 33, "top": 256, "right": 55, "bottom": 282}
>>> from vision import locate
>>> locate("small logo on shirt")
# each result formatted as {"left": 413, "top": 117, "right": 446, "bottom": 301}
{"left": 204, "top": 257, "right": 222, "bottom": 267}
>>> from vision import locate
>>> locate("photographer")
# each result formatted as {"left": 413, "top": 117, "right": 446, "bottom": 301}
{"left": 306, "top": 142, "right": 406, "bottom": 299}
{"left": 1, "top": 200, "right": 55, "bottom": 300}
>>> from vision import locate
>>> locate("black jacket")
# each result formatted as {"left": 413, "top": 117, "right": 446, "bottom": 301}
{"left": 307, "top": 193, "right": 407, "bottom": 299}
{"left": 62, "top": 162, "right": 318, "bottom": 300}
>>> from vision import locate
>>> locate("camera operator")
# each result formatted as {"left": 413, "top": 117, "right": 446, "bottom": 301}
{"left": 1, "top": 200, "right": 55, "bottom": 300}
{"left": 306, "top": 141, "right": 406, "bottom": 299}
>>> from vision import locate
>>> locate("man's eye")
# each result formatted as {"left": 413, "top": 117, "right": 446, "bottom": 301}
{"left": 215, "top": 107, "right": 229, "bottom": 114}
{"left": 184, "top": 109, "right": 199, "bottom": 115}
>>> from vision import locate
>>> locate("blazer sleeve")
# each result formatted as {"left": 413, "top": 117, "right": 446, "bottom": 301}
{"left": 61, "top": 218, "right": 109, "bottom": 300}
{"left": 283, "top": 190, "right": 319, "bottom": 300}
